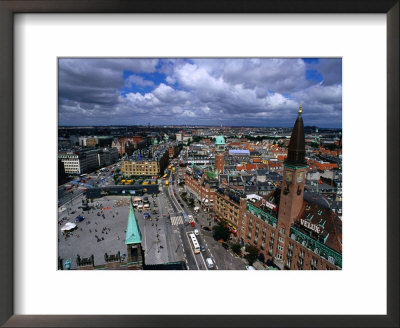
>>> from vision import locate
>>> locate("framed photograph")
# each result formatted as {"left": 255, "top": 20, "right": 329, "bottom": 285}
{"left": 0, "top": 1, "right": 398, "bottom": 327}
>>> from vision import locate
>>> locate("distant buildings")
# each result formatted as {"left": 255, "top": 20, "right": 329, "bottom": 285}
{"left": 121, "top": 144, "right": 169, "bottom": 177}
{"left": 111, "top": 136, "right": 146, "bottom": 157}
{"left": 58, "top": 147, "right": 119, "bottom": 175}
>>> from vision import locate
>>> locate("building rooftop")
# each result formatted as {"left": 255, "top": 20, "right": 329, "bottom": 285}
{"left": 295, "top": 200, "right": 342, "bottom": 254}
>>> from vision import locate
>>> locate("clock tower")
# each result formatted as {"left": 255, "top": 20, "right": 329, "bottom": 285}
{"left": 215, "top": 135, "right": 226, "bottom": 174}
{"left": 278, "top": 104, "right": 308, "bottom": 236}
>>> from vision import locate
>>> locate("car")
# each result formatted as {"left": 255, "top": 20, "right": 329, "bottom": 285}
{"left": 206, "top": 258, "right": 214, "bottom": 269}
{"left": 222, "top": 242, "right": 229, "bottom": 250}
{"left": 190, "top": 221, "right": 195, "bottom": 227}
{"left": 202, "top": 226, "right": 211, "bottom": 231}
{"left": 74, "top": 215, "right": 84, "bottom": 222}
{"left": 194, "top": 229, "right": 199, "bottom": 236}
{"left": 200, "top": 244, "right": 206, "bottom": 252}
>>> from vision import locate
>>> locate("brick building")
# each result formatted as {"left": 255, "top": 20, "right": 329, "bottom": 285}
{"left": 184, "top": 166, "right": 219, "bottom": 211}
{"left": 239, "top": 105, "right": 342, "bottom": 270}
{"left": 214, "top": 184, "right": 247, "bottom": 237}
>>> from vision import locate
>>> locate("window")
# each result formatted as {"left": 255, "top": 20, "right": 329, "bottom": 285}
{"left": 278, "top": 244, "right": 284, "bottom": 252}
{"left": 278, "top": 236, "right": 285, "bottom": 243}
{"left": 328, "top": 256, "right": 335, "bottom": 265}
{"left": 311, "top": 258, "right": 318, "bottom": 270}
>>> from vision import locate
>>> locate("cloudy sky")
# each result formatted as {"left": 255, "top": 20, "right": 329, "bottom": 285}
{"left": 58, "top": 58, "right": 342, "bottom": 128}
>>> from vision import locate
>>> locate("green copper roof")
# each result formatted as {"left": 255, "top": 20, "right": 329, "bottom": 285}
{"left": 154, "top": 138, "right": 158, "bottom": 145}
{"left": 206, "top": 171, "right": 218, "bottom": 179}
{"left": 215, "top": 135, "right": 225, "bottom": 145}
{"left": 125, "top": 199, "right": 142, "bottom": 245}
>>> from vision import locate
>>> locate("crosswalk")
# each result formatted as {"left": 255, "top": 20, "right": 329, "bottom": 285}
{"left": 170, "top": 215, "right": 183, "bottom": 226}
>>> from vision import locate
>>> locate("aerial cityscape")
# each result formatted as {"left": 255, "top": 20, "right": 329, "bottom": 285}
{"left": 58, "top": 58, "right": 342, "bottom": 270}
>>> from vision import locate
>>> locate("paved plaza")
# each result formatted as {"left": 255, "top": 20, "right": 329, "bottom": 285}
{"left": 58, "top": 193, "right": 185, "bottom": 269}
{"left": 58, "top": 183, "right": 247, "bottom": 270}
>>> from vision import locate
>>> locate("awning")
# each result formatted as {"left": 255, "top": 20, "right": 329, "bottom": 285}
{"left": 61, "top": 222, "right": 77, "bottom": 231}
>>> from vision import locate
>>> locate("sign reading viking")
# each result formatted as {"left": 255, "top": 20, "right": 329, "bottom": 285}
{"left": 300, "top": 219, "right": 321, "bottom": 234}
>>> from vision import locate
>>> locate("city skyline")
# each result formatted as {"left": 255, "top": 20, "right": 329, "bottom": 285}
{"left": 58, "top": 58, "right": 342, "bottom": 128}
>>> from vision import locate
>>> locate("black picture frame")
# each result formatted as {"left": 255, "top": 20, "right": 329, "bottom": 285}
{"left": 0, "top": 1, "right": 398, "bottom": 327}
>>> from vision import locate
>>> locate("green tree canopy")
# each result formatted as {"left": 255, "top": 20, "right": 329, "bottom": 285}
{"left": 212, "top": 223, "right": 231, "bottom": 241}
{"left": 231, "top": 243, "right": 242, "bottom": 255}
{"left": 245, "top": 245, "right": 259, "bottom": 265}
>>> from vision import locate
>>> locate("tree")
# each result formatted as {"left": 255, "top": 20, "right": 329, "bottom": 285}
{"left": 115, "top": 168, "right": 121, "bottom": 173}
{"left": 245, "top": 245, "right": 259, "bottom": 265}
{"left": 231, "top": 243, "right": 242, "bottom": 255}
{"left": 311, "top": 141, "right": 320, "bottom": 149}
{"left": 212, "top": 223, "right": 231, "bottom": 241}
{"left": 192, "top": 135, "right": 202, "bottom": 143}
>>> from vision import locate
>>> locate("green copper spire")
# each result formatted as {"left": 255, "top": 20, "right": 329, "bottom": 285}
{"left": 215, "top": 135, "right": 225, "bottom": 145}
{"left": 125, "top": 198, "right": 142, "bottom": 245}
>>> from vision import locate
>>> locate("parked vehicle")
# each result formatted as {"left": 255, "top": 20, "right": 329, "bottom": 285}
{"left": 74, "top": 215, "right": 84, "bottom": 222}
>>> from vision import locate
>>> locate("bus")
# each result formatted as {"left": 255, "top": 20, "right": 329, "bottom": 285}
{"left": 181, "top": 211, "right": 190, "bottom": 226}
{"left": 189, "top": 233, "right": 200, "bottom": 254}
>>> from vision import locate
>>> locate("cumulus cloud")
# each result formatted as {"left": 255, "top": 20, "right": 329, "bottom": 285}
{"left": 58, "top": 58, "right": 342, "bottom": 127}
{"left": 125, "top": 75, "right": 155, "bottom": 88}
